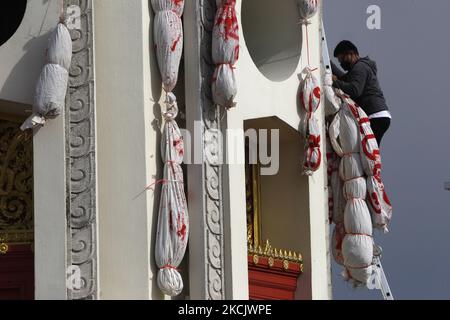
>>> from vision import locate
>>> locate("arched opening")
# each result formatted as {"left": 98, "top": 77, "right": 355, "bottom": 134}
{"left": 241, "top": 0, "right": 303, "bottom": 82}
{"left": 0, "top": 1, "right": 27, "bottom": 47}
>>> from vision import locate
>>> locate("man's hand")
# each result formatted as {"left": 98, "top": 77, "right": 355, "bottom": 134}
{"left": 332, "top": 74, "right": 338, "bottom": 82}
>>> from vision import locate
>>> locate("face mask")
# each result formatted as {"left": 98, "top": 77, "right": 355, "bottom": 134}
{"left": 340, "top": 61, "right": 352, "bottom": 71}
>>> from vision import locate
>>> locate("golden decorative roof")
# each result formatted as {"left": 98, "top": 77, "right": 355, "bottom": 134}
{"left": 248, "top": 239, "right": 303, "bottom": 265}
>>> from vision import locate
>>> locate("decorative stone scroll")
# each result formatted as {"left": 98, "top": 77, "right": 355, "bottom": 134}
{"left": 64, "top": 0, "right": 98, "bottom": 300}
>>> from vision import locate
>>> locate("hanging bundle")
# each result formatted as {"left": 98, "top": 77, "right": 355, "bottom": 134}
{"left": 212, "top": 0, "right": 239, "bottom": 109}
{"left": 332, "top": 221, "right": 346, "bottom": 266}
{"left": 154, "top": 94, "right": 189, "bottom": 297}
{"left": 296, "top": 0, "right": 319, "bottom": 24}
{"left": 336, "top": 92, "right": 393, "bottom": 232}
{"left": 300, "top": 69, "right": 322, "bottom": 175}
{"left": 297, "top": 0, "right": 321, "bottom": 174}
{"left": 324, "top": 71, "right": 341, "bottom": 116}
{"left": 326, "top": 138, "right": 335, "bottom": 223}
{"left": 327, "top": 140, "right": 346, "bottom": 225}
{"left": 20, "top": 23, "right": 72, "bottom": 131}
{"left": 326, "top": 86, "right": 394, "bottom": 286}
{"left": 321, "top": 20, "right": 393, "bottom": 289}
{"left": 152, "top": 0, "right": 184, "bottom": 93}
{"left": 151, "top": 0, "right": 189, "bottom": 297}
{"left": 329, "top": 102, "right": 373, "bottom": 286}
{"left": 327, "top": 137, "right": 346, "bottom": 266}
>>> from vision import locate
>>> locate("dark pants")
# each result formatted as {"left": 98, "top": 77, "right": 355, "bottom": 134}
{"left": 369, "top": 117, "right": 391, "bottom": 146}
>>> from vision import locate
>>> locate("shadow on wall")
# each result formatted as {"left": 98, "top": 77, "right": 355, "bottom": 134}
{"left": 0, "top": 32, "right": 51, "bottom": 109}
{"left": 1, "top": 0, "right": 59, "bottom": 106}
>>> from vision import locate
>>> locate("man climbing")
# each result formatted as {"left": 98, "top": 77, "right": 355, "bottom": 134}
{"left": 331, "top": 40, "right": 391, "bottom": 146}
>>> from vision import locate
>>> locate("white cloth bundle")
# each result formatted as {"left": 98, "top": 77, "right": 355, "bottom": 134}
{"left": 32, "top": 64, "right": 68, "bottom": 118}
{"left": 47, "top": 23, "right": 73, "bottom": 71}
{"left": 332, "top": 222, "right": 345, "bottom": 266}
{"left": 296, "top": 0, "right": 319, "bottom": 23}
{"left": 152, "top": 1, "right": 189, "bottom": 297}
{"left": 151, "top": 0, "right": 184, "bottom": 92}
{"left": 323, "top": 44, "right": 392, "bottom": 288}
{"left": 327, "top": 140, "right": 345, "bottom": 225}
{"left": 336, "top": 92, "right": 393, "bottom": 232}
{"left": 212, "top": 0, "right": 239, "bottom": 109}
{"left": 152, "top": 0, "right": 184, "bottom": 17}
{"left": 326, "top": 138, "right": 334, "bottom": 222}
{"left": 300, "top": 69, "right": 322, "bottom": 175}
{"left": 324, "top": 71, "right": 341, "bottom": 116}
{"left": 155, "top": 95, "right": 189, "bottom": 297}
{"left": 329, "top": 105, "right": 373, "bottom": 285}
{"left": 327, "top": 137, "right": 345, "bottom": 266}
{"left": 21, "top": 23, "right": 72, "bottom": 131}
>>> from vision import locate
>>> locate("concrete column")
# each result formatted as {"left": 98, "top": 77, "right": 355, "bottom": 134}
{"left": 308, "top": 4, "right": 332, "bottom": 300}
{"left": 185, "top": 0, "right": 229, "bottom": 300}
{"left": 34, "top": 116, "right": 67, "bottom": 300}
{"left": 95, "top": 0, "right": 161, "bottom": 299}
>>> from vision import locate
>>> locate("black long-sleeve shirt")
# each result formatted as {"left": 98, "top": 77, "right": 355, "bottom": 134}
{"left": 331, "top": 57, "right": 389, "bottom": 116}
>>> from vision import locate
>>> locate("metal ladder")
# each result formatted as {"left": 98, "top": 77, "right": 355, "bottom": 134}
{"left": 372, "top": 245, "right": 394, "bottom": 300}
{"left": 320, "top": 20, "right": 394, "bottom": 301}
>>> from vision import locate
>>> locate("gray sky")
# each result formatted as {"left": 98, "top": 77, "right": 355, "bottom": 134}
{"left": 324, "top": 0, "right": 450, "bottom": 300}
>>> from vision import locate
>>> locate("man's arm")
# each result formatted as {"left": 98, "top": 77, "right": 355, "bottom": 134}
{"left": 332, "top": 64, "right": 368, "bottom": 99}
{"left": 330, "top": 60, "right": 346, "bottom": 78}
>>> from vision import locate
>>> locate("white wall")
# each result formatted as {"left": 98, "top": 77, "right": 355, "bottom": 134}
{"left": 223, "top": 0, "right": 331, "bottom": 300}
{"left": 0, "top": 0, "right": 61, "bottom": 106}
{"left": 95, "top": 0, "right": 163, "bottom": 300}
{"left": 34, "top": 114, "right": 67, "bottom": 300}
{"left": 0, "top": 0, "right": 69, "bottom": 300}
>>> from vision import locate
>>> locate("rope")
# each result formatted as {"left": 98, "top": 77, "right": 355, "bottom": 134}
{"left": 163, "top": 91, "right": 179, "bottom": 121}
{"left": 59, "top": 0, "right": 65, "bottom": 24}
{"left": 342, "top": 152, "right": 359, "bottom": 157}
{"left": 159, "top": 264, "right": 181, "bottom": 272}
{"left": 306, "top": 24, "right": 311, "bottom": 67}
{"left": 145, "top": 177, "right": 181, "bottom": 192}
{"left": 346, "top": 263, "right": 372, "bottom": 271}
{"left": 345, "top": 231, "right": 372, "bottom": 238}
{"left": 298, "top": 21, "right": 317, "bottom": 70}
{"left": 215, "top": 62, "right": 236, "bottom": 68}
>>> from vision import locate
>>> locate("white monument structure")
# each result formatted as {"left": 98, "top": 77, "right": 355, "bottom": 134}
{"left": 0, "top": 0, "right": 332, "bottom": 300}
